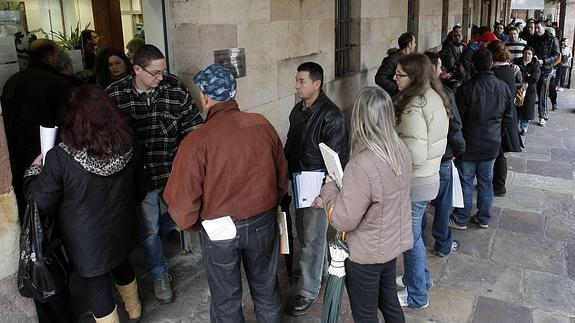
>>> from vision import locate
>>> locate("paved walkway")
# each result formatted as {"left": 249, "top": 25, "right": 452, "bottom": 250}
{"left": 75, "top": 91, "right": 575, "bottom": 323}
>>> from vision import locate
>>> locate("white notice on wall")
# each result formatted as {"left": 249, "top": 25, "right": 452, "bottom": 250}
{"left": 66, "top": 49, "right": 83, "bottom": 73}
{"left": 0, "top": 36, "right": 17, "bottom": 64}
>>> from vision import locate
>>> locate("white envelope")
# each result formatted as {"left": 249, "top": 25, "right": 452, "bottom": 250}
{"left": 201, "top": 216, "right": 237, "bottom": 241}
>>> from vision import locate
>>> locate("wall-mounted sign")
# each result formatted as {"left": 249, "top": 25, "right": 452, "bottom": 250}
{"left": 214, "top": 47, "right": 246, "bottom": 78}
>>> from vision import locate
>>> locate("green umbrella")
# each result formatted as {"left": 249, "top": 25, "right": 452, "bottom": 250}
{"left": 321, "top": 232, "right": 349, "bottom": 323}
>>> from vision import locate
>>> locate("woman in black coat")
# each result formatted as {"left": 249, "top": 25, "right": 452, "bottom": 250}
{"left": 514, "top": 46, "right": 541, "bottom": 135}
{"left": 487, "top": 40, "right": 523, "bottom": 196}
{"left": 24, "top": 85, "right": 147, "bottom": 323}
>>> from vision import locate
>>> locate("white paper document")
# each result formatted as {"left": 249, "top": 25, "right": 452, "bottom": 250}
{"left": 293, "top": 171, "right": 324, "bottom": 208}
{"left": 319, "top": 143, "right": 344, "bottom": 189}
{"left": 40, "top": 126, "right": 58, "bottom": 162}
{"left": 201, "top": 216, "right": 237, "bottom": 241}
{"left": 276, "top": 212, "right": 290, "bottom": 254}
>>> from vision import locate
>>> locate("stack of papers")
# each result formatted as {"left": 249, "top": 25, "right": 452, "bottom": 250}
{"left": 293, "top": 171, "right": 324, "bottom": 208}
{"left": 319, "top": 143, "right": 344, "bottom": 189}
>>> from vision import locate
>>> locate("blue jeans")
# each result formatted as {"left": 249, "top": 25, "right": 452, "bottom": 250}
{"left": 403, "top": 201, "right": 432, "bottom": 308}
{"left": 452, "top": 159, "right": 496, "bottom": 226}
{"left": 429, "top": 161, "right": 454, "bottom": 255}
{"left": 199, "top": 211, "right": 282, "bottom": 323}
{"left": 139, "top": 188, "right": 177, "bottom": 280}
{"left": 295, "top": 206, "right": 329, "bottom": 299}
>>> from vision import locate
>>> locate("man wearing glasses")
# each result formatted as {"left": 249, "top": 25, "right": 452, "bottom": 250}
{"left": 106, "top": 44, "right": 203, "bottom": 304}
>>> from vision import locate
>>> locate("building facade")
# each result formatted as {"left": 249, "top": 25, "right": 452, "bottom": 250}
{"left": 2, "top": 0, "right": 575, "bottom": 320}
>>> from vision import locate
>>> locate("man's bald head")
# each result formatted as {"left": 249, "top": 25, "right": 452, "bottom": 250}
{"left": 29, "top": 39, "right": 61, "bottom": 67}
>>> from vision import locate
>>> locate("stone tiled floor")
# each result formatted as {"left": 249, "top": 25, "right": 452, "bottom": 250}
{"left": 74, "top": 91, "right": 575, "bottom": 322}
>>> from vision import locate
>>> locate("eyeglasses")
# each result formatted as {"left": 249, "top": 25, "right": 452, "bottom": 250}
{"left": 395, "top": 72, "right": 409, "bottom": 78}
{"left": 140, "top": 66, "right": 168, "bottom": 78}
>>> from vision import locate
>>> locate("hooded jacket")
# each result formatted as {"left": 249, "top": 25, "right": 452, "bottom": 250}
{"left": 24, "top": 143, "right": 147, "bottom": 277}
{"left": 375, "top": 48, "right": 404, "bottom": 96}
{"left": 321, "top": 145, "right": 413, "bottom": 265}
{"left": 455, "top": 71, "right": 515, "bottom": 161}
{"left": 528, "top": 31, "right": 560, "bottom": 75}
{"left": 396, "top": 86, "right": 449, "bottom": 202}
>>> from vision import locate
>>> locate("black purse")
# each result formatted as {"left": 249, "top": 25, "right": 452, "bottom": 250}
{"left": 17, "top": 195, "right": 71, "bottom": 302}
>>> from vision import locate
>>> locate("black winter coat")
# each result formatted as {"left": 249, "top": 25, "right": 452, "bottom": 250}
{"left": 2, "top": 63, "right": 74, "bottom": 215}
{"left": 528, "top": 31, "right": 560, "bottom": 75}
{"left": 375, "top": 49, "right": 404, "bottom": 97}
{"left": 24, "top": 144, "right": 147, "bottom": 277}
{"left": 455, "top": 71, "right": 514, "bottom": 161}
{"left": 514, "top": 58, "right": 541, "bottom": 121}
{"left": 285, "top": 91, "right": 349, "bottom": 176}
{"left": 442, "top": 86, "right": 465, "bottom": 161}
{"left": 492, "top": 65, "right": 523, "bottom": 153}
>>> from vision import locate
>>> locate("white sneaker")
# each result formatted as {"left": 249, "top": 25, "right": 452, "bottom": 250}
{"left": 539, "top": 118, "right": 547, "bottom": 127}
{"left": 397, "top": 289, "right": 430, "bottom": 309}
{"left": 396, "top": 275, "right": 405, "bottom": 288}
{"left": 397, "top": 289, "right": 408, "bottom": 307}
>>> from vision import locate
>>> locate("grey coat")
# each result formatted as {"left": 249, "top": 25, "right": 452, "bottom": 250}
{"left": 320, "top": 145, "right": 413, "bottom": 265}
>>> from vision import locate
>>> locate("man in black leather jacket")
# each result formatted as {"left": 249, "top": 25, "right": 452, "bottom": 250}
{"left": 527, "top": 20, "right": 560, "bottom": 126}
{"left": 375, "top": 32, "right": 416, "bottom": 97}
{"left": 284, "top": 62, "right": 348, "bottom": 316}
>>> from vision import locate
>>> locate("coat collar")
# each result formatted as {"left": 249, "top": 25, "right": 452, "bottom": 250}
{"left": 206, "top": 100, "right": 240, "bottom": 121}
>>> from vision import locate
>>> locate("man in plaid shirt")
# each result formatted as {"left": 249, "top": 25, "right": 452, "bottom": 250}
{"left": 106, "top": 45, "right": 202, "bottom": 304}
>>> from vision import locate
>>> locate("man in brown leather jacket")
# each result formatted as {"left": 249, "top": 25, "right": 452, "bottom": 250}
{"left": 164, "top": 64, "right": 288, "bottom": 323}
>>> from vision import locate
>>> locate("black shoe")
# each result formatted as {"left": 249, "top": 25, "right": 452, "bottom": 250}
{"left": 494, "top": 187, "right": 506, "bottom": 196}
{"left": 552, "top": 104, "right": 557, "bottom": 111}
{"left": 286, "top": 295, "right": 315, "bottom": 316}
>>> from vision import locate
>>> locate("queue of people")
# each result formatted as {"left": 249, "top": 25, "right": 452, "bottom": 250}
{"left": 1, "top": 18, "right": 569, "bottom": 323}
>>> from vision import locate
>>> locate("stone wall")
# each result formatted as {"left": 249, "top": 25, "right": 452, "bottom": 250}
{"left": 448, "top": 0, "right": 464, "bottom": 30}
{"left": 417, "top": 0, "right": 443, "bottom": 51}
{"left": 169, "top": 0, "right": 417, "bottom": 140}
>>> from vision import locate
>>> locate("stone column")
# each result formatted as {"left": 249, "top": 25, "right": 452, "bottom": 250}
{"left": 0, "top": 113, "right": 37, "bottom": 321}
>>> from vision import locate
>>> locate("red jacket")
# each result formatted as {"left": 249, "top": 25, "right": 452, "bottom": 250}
{"left": 164, "top": 100, "right": 288, "bottom": 230}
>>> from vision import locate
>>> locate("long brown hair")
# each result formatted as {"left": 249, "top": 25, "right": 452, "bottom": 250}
{"left": 394, "top": 53, "right": 452, "bottom": 123}
{"left": 59, "top": 85, "right": 132, "bottom": 157}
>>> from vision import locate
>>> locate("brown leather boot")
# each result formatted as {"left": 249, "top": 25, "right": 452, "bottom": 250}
{"left": 116, "top": 279, "right": 142, "bottom": 321}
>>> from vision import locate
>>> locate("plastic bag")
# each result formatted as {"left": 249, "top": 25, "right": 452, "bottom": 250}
{"left": 17, "top": 196, "right": 70, "bottom": 302}
{"left": 452, "top": 161, "right": 464, "bottom": 208}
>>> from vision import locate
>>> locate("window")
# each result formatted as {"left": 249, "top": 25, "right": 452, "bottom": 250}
{"left": 335, "top": 0, "right": 351, "bottom": 76}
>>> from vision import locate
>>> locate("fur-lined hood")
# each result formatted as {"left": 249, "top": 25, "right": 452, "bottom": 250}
{"left": 59, "top": 143, "right": 132, "bottom": 176}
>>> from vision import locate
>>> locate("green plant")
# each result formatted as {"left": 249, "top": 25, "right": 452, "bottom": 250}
{"left": 51, "top": 21, "right": 91, "bottom": 50}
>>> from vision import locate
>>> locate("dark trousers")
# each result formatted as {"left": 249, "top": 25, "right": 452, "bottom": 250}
{"left": 81, "top": 259, "right": 135, "bottom": 318}
{"left": 549, "top": 70, "right": 558, "bottom": 106}
{"left": 199, "top": 211, "right": 282, "bottom": 323}
{"left": 345, "top": 258, "right": 405, "bottom": 323}
{"left": 536, "top": 72, "right": 552, "bottom": 120}
{"left": 492, "top": 150, "right": 507, "bottom": 192}
{"left": 34, "top": 289, "right": 72, "bottom": 323}
{"left": 558, "top": 65, "right": 569, "bottom": 87}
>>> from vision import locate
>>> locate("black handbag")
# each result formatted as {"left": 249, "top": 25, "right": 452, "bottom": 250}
{"left": 17, "top": 195, "right": 71, "bottom": 302}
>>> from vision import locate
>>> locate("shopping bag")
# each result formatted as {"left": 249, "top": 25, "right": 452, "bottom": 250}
{"left": 17, "top": 195, "right": 71, "bottom": 302}
{"left": 451, "top": 161, "right": 464, "bottom": 208}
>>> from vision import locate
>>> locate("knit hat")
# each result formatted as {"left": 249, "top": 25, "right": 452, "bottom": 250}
{"left": 193, "top": 64, "right": 237, "bottom": 102}
{"left": 479, "top": 31, "right": 498, "bottom": 43}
